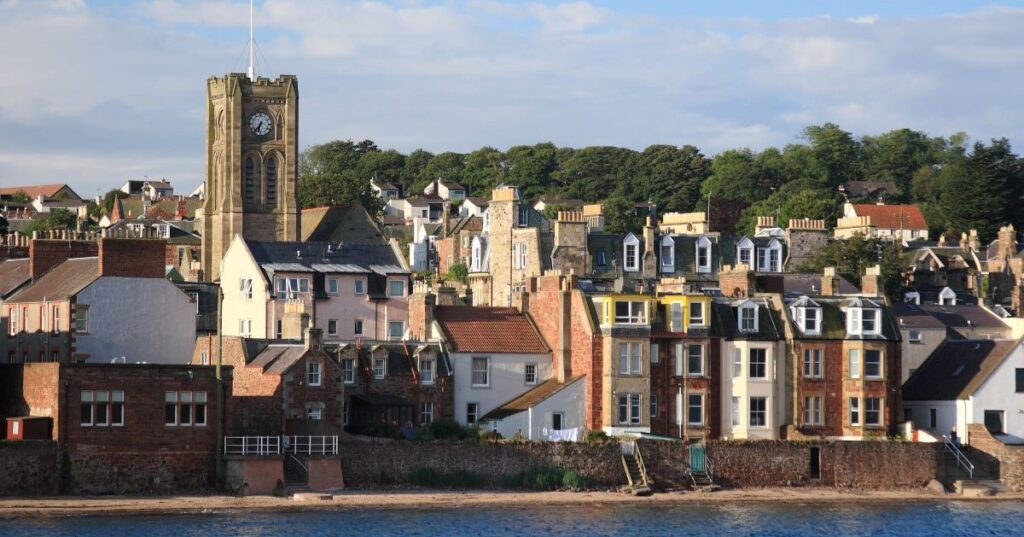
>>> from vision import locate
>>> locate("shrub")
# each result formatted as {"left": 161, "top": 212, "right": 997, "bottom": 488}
{"left": 585, "top": 430, "right": 609, "bottom": 443}
{"left": 430, "top": 419, "right": 468, "bottom": 440}
{"left": 561, "top": 470, "right": 586, "bottom": 491}
{"left": 501, "top": 467, "right": 583, "bottom": 491}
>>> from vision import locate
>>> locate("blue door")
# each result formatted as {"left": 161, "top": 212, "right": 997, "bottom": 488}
{"left": 689, "top": 445, "right": 706, "bottom": 473}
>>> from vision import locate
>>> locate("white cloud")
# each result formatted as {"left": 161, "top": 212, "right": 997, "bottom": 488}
{"left": 847, "top": 15, "right": 880, "bottom": 25}
{"left": 1, "top": 2, "right": 1023, "bottom": 195}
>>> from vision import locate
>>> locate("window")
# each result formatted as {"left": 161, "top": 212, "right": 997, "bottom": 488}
{"left": 389, "top": 280, "right": 405, "bottom": 297}
{"left": 239, "top": 278, "right": 253, "bottom": 300}
{"left": 1016, "top": 369, "right": 1024, "bottom": 393}
{"left": 848, "top": 307, "right": 880, "bottom": 336}
{"left": 420, "top": 355, "right": 435, "bottom": 384}
{"left": 327, "top": 320, "right": 338, "bottom": 336}
{"left": 732, "top": 397, "right": 741, "bottom": 427}
{"left": 650, "top": 394, "right": 658, "bottom": 418}
{"left": 276, "top": 320, "right": 283, "bottom": 339}
{"left": 687, "top": 345, "right": 703, "bottom": 376}
{"left": 74, "top": 306, "right": 89, "bottom": 334}
{"left": 307, "top": 405, "right": 323, "bottom": 421}
{"left": 695, "top": 237, "right": 711, "bottom": 273}
{"left": 864, "top": 350, "right": 883, "bottom": 379}
{"left": 328, "top": 278, "right": 339, "bottom": 294}
{"left": 466, "top": 403, "right": 479, "bottom": 424}
{"left": 471, "top": 238, "right": 483, "bottom": 272}
{"left": 614, "top": 301, "right": 647, "bottom": 324}
{"left": 849, "top": 397, "right": 860, "bottom": 425}
{"left": 165, "top": 391, "right": 207, "bottom": 427}
{"left": 748, "top": 348, "right": 767, "bottom": 379}
{"left": 687, "top": 394, "right": 703, "bottom": 425}
{"left": 802, "top": 307, "right": 820, "bottom": 334}
{"left": 238, "top": 319, "right": 252, "bottom": 337}
{"left": 758, "top": 241, "right": 781, "bottom": 272}
{"left": 354, "top": 278, "right": 366, "bottom": 295}
{"left": 732, "top": 349, "right": 742, "bottom": 378}
{"left": 674, "top": 343, "right": 684, "bottom": 377}
{"left": 354, "top": 320, "right": 364, "bottom": 335}
{"left": 660, "top": 236, "right": 674, "bottom": 271}
{"left": 472, "top": 357, "right": 489, "bottom": 386}
{"left": 596, "top": 250, "right": 607, "bottom": 267}
{"left": 929, "top": 408, "right": 937, "bottom": 429}
{"left": 266, "top": 156, "right": 277, "bottom": 206}
{"left": 200, "top": 351, "right": 209, "bottom": 365}
{"left": 420, "top": 402, "right": 434, "bottom": 424}
{"left": 512, "top": 242, "right": 528, "bottom": 270}
{"left": 803, "top": 349, "right": 823, "bottom": 379}
{"left": 984, "top": 410, "right": 1004, "bottom": 435}
{"left": 617, "top": 393, "right": 641, "bottom": 425}
{"left": 552, "top": 412, "right": 564, "bottom": 431}
{"left": 849, "top": 349, "right": 861, "bottom": 379}
{"left": 518, "top": 206, "right": 529, "bottom": 227}
{"left": 739, "top": 304, "right": 757, "bottom": 332}
{"left": 81, "top": 390, "right": 124, "bottom": 427}
{"left": 373, "top": 356, "right": 387, "bottom": 379}
{"left": 307, "top": 361, "right": 322, "bottom": 386}
{"left": 670, "top": 303, "right": 683, "bottom": 332}
{"left": 749, "top": 397, "right": 767, "bottom": 427}
{"left": 804, "top": 396, "right": 823, "bottom": 426}
{"left": 277, "top": 277, "right": 309, "bottom": 298}
{"left": 618, "top": 343, "right": 641, "bottom": 375}
{"left": 737, "top": 238, "right": 753, "bottom": 267}
{"left": 244, "top": 156, "right": 256, "bottom": 206}
{"left": 865, "top": 398, "right": 881, "bottom": 426}
{"left": 388, "top": 321, "right": 405, "bottom": 339}
{"left": 8, "top": 307, "right": 15, "bottom": 335}
{"left": 861, "top": 310, "right": 877, "bottom": 334}
{"left": 624, "top": 235, "right": 639, "bottom": 272}
{"left": 342, "top": 358, "right": 355, "bottom": 384}
{"left": 524, "top": 363, "right": 537, "bottom": 385}
{"left": 650, "top": 343, "right": 659, "bottom": 364}
{"left": 50, "top": 306, "right": 58, "bottom": 334}
{"left": 689, "top": 302, "right": 705, "bottom": 327}
{"left": 909, "top": 330, "right": 921, "bottom": 343}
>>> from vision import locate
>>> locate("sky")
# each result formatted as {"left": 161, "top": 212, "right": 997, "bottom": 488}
{"left": 1, "top": 0, "right": 1023, "bottom": 199}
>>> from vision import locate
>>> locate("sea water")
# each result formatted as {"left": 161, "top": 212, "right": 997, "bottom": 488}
{"left": 2, "top": 501, "right": 1023, "bottom": 536}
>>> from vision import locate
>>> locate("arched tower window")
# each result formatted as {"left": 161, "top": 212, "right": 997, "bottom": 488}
{"left": 266, "top": 156, "right": 277, "bottom": 207}
{"left": 244, "top": 156, "right": 256, "bottom": 207}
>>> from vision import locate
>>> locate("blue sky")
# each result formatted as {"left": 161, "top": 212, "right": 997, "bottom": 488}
{"left": 1, "top": 0, "right": 1023, "bottom": 197}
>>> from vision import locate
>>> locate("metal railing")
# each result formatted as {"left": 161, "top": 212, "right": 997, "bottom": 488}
{"left": 224, "top": 436, "right": 281, "bottom": 456}
{"left": 943, "top": 434, "right": 974, "bottom": 479}
{"left": 287, "top": 435, "right": 339, "bottom": 455}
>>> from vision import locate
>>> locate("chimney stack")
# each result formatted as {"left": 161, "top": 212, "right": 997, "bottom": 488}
{"left": 821, "top": 267, "right": 840, "bottom": 296}
{"left": 861, "top": 264, "right": 881, "bottom": 297}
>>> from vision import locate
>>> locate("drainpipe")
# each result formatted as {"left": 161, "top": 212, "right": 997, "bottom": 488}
{"left": 528, "top": 406, "right": 533, "bottom": 441}
{"left": 677, "top": 384, "right": 682, "bottom": 438}
{"left": 215, "top": 285, "right": 224, "bottom": 489}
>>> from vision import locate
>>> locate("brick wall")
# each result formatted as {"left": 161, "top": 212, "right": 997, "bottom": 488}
{"left": 0, "top": 363, "right": 61, "bottom": 439}
{"left": 29, "top": 239, "right": 98, "bottom": 279}
{"left": 638, "top": 438, "right": 946, "bottom": 490}
{"left": 340, "top": 440, "right": 623, "bottom": 488}
{"left": 0, "top": 441, "right": 61, "bottom": 495}
{"left": 98, "top": 238, "right": 166, "bottom": 278}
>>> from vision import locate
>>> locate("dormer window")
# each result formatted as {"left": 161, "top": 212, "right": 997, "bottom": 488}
{"left": 939, "top": 287, "right": 956, "bottom": 306}
{"left": 757, "top": 239, "right": 781, "bottom": 272}
{"left": 790, "top": 298, "right": 822, "bottom": 335}
{"left": 736, "top": 237, "right": 754, "bottom": 267}
{"left": 689, "top": 302, "right": 705, "bottom": 327}
{"left": 660, "top": 236, "right": 675, "bottom": 272}
{"left": 904, "top": 291, "right": 921, "bottom": 305}
{"left": 738, "top": 301, "right": 759, "bottom": 333}
{"left": 696, "top": 236, "right": 712, "bottom": 274}
{"left": 624, "top": 234, "right": 640, "bottom": 273}
{"left": 596, "top": 250, "right": 607, "bottom": 267}
{"left": 614, "top": 301, "right": 647, "bottom": 324}
{"left": 518, "top": 205, "right": 529, "bottom": 227}
{"left": 846, "top": 301, "right": 881, "bottom": 336}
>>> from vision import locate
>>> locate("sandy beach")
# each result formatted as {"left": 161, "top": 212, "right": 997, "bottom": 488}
{"left": 1, "top": 488, "right": 1022, "bottom": 519}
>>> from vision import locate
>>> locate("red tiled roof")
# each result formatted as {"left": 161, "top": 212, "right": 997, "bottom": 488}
{"left": 851, "top": 204, "right": 927, "bottom": 229}
{"left": 0, "top": 184, "right": 73, "bottom": 198}
{"left": 435, "top": 306, "right": 549, "bottom": 354}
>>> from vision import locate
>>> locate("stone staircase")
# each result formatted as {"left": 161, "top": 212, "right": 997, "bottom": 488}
{"left": 954, "top": 479, "right": 1011, "bottom": 497}
{"left": 281, "top": 455, "right": 311, "bottom": 496}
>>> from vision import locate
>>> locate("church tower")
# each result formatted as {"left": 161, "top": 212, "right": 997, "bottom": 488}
{"left": 200, "top": 73, "right": 299, "bottom": 281}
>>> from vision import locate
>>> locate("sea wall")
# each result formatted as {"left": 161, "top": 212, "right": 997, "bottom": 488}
{"left": 638, "top": 439, "right": 947, "bottom": 490}
{"left": 340, "top": 440, "right": 623, "bottom": 488}
{"left": 0, "top": 441, "right": 61, "bottom": 496}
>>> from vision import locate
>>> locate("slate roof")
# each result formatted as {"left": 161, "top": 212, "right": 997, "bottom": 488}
{"left": 850, "top": 204, "right": 927, "bottom": 229}
{"left": 8, "top": 257, "right": 99, "bottom": 302}
{"left": 784, "top": 295, "right": 900, "bottom": 340}
{"left": 709, "top": 299, "right": 784, "bottom": 341}
{"left": 902, "top": 339, "right": 1020, "bottom": 401}
{"left": 435, "top": 306, "right": 550, "bottom": 354}
{"left": 107, "top": 219, "right": 200, "bottom": 244}
{"left": 0, "top": 259, "right": 30, "bottom": 299}
{"left": 481, "top": 376, "right": 584, "bottom": 421}
{"left": 916, "top": 304, "right": 1010, "bottom": 332}
{"left": 245, "top": 240, "right": 407, "bottom": 278}
{"left": 774, "top": 273, "right": 860, "bottom": 296}
{"left": 892, "top": 303, "right": 947, "bottom": 330}
{"left": 249, "top": 345, "right": 308, "bottom": 374}
{"left": 464, "top": 197, "right": 489, "bottom": 209}
{"left": 301, "top": 205, "right": 389, "bottom": 245}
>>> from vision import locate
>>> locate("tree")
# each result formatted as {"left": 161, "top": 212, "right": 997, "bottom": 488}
{"left": 799, "top": 235, "right": 903, "bottom": 299}
{"left": 23, "top": 208, "right": 78, "bottom": 235}
{"left": 553, "top": 146, "right": 638, "bottom": 202}
{"left": 462, "top": 147, "right": 506, "bottom": 197}
{"left": 447, "top": 262, "right": 469, "bottom": 284}
{"left": 801, "top": 123, "right": 862, "bottom": 187}
{"left": 356, "top": 149, "right": 406, "bottom": 188}
{"left": 418, "top": 152, "right": 467, "bottom": 194}
{"left": 402, "top": 149, "right": 435, "bottom": 193}
{"left": 603, "top": 188, "right": 641, "bottom": 234}
{"left": 637, "top": 144, "right": 710, "bottom": 214}
{"left": 505, "top": 143, "right": 558, "bottom": 202}
{"left": 939, "top": 139, "right": 1020, "bottom": 242}
{"left": 735, "top": 185, "right": 841, "bottom": 236}
{"left": 9, "top": 190, "right": 30, "bottom": 204}
{"left": 299, "top": 140, "right": 385, "bottom": 216}
{"left": 861, "top": 128, "right": 943, "bottom": 198}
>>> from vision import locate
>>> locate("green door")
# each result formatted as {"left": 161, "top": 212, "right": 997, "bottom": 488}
{"left": 689, "top": 445, "right": 706, "bottom": 473}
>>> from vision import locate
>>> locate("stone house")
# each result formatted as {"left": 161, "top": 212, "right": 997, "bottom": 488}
{"left": 218, "top": 237, "right": 411, "bottom": 343}
{"left": 984, "top": 225, "right": 1024, "bottom": 316}
{"left": 0, "top": 361, "right": 226, "bottom": 492}
{"left": 434, "top": 215, "right": 482, "bottom": 275}
{"left": 901, "top": 239, "right": 983, "bottom": 306}
{"left": 4, "top": 238, "right": 196, "bottom": 365}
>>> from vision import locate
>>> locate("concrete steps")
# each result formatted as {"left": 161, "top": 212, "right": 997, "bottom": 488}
{"left": 954, "top": 479, "right": 1011, "bottom": 497}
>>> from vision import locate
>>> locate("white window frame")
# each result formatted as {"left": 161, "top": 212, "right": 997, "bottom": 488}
{"left": 420, "top": 355, "right": 435, "bottom": 385}
{"left": 73, "top": 305, "right": 89, "bottom": 334}
{"left": 670, "top": 303, "right": 683, "bottom": 332}
{"left": 864, "top": 349, "right": 883, "bottom": 379}
{"left": 623, "top": 234, "right": 640, "bottom": 273}
{"left": 689, "top": 302, "right": 705, "bottom": 327}
{"left": 307, "top": 361, "right": 322, "bottom": 386}
{"left": 736, "top": 237, "right": 753, "bottom": 267}
{"left": 388, "top": 321, "right": 405, "bottom": 339}
{"left": 731, "top": 396, "right": 741, "bottom": 427}
{"left": 749, "top": 396, "right": 768, "bottom": 428}
{"left": 803, "top": 348, "right": 823, "bottom": 379}
{"left": 660, "top": 235, "right": 675, "bottom": 272}
{"left": 687, "top": 393, "right": 704, "bottom": 426}
{"left": 739, "top": 303, "right": 758, "bottom": 333}
{"left": 849, "top": 349, "right": 861, "bottom": 379}
{"left": 373, "top": 355, "right": 387, "bottom": 379}
{"left": 307, "top": 406, "right": 323, "bottom": 421}
{"left": 341, "top": 358, "right": 355, "bottom": 384}
{"left": 471, "top": 356, "right": 490, "bottom": 387}
{"left": 804, "top": 396, "right": 823, "bottom": 426}
{"left": 239, "top": 278, "right": 253, "bottom": 300}
{"left": 524, "top": 363, "right": 537, "bottom": 385}
{"left": 849, "top": 397, "right": 861, "bottom": 425}
{"left": 687, "top": 344, "right": 703, "bottom": 377}
{"left": 239, "top": 319, "right": 252, "bottom": 338}
{"left": 748, "top": 348, "right": 767, "bottom": 379}
{"left": 732, "top": 348, "right": 742, "bottom": 378}
{"left": 614, "top": 301, "right": 647, "bottom": 325}
{"left": 695, "top": 236, "right": 712, "bottom": 273}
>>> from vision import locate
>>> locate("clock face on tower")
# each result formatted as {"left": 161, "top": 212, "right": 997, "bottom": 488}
{"left": 249, "top": 111, "right": 272, "bottom": 136}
